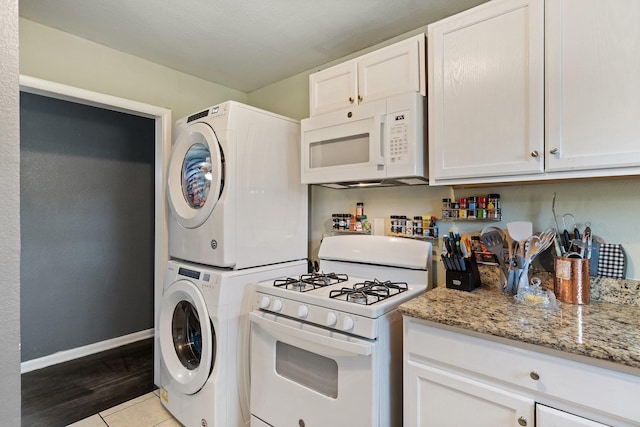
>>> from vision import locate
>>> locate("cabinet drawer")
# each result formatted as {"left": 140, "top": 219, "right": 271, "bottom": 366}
{"left": 404, "top": 318, "right": 640, "bottom": 424}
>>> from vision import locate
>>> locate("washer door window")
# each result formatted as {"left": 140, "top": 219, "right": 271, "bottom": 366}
{"left": 167, "top": 122, "right": 224, "bottom": 229}
{"left": 160, "top": 280, "right": 215, "bottom": 394}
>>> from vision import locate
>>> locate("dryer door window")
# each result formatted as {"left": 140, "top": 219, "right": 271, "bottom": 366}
{"left": 159, "top": 280, "right": 215, "bottom": 394}
{"left": 181, "top": 143, "right": 212, "bottom": 210}
{"left": 167, "top": 122, "right": 224, "bottom": 229}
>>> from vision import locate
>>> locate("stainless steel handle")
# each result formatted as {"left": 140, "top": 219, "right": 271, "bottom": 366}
{"left": 518, "top": 416, "right": 528, "bottom": 426}
{"left": 530, "top": 150, "right": 539, "bottom": 158}
{"left": 530, "top": 371, "right": 540, "bottom": 380}
{"left": 348, "top": 96, "right": 354, "bottom": 104}
{"left": 550, "top": 147, "right": 559, "bottom": 154}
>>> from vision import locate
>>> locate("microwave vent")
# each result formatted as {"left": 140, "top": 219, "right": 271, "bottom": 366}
{"left": 319, "top": 176, "right": 428, "bottom": 189}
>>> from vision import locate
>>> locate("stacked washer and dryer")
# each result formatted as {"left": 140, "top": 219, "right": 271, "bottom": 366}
{"left": 158, "top": 101, "right": 308, "bottom": 427}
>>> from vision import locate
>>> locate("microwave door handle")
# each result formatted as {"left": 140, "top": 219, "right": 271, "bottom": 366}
{"left": 371, "top": 113, "right": 385, "bottom": 166}
{"left": 249, "top": 312, "right": 372, "bottom": 357}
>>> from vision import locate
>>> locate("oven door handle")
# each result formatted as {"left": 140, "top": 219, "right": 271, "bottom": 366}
{"left": 249, "top": 312, "right": 372, "bottom": 357}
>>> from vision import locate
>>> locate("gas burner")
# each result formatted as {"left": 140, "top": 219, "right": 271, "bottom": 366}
{"left": 301, "top": 272, "right": 349, "bottom": 287}
{"left": 330, "top": 279, "right": 409, "bottom": 305}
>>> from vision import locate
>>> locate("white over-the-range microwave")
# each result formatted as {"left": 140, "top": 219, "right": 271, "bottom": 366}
{"left": 301, "top": 92, "right": 427, "bottom": 188}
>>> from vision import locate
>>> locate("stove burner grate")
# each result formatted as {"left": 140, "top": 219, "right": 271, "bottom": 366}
{"left": 329, "top": 279, "right": 408, "bottom": 305}
{"left": 273, "top": 272, "right": 349, "bottom": 292}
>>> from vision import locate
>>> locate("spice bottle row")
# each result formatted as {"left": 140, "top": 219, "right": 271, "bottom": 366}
{"left": 442, "top": 193, "right": 502, "bottom": 220}
{"left": 330, "top": 202, "right": 370, "bottom": 232}
{"left": 389, "top": 215, "right": 438, "bottom": 239}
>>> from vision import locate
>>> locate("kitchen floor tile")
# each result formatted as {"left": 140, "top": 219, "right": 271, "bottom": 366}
{"left": 99, "top": 392, "right": 157, "bottom": 417}
{"left": 67, "top": 414, "right": 108, "bottom": 427}
{"left": 101, "top": 394, "right": 174, "bottom": 427}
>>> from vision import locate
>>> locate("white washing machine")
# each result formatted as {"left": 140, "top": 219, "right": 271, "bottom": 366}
{"left": 167, "top": 101, "right": 307, "bottom": 269}
{"left": 159, "top": 258, "right": 307, "bottom": 427}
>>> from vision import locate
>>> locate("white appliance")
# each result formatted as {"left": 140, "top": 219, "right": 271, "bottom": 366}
{"left": 300, "top": 92, "right": 427, "bottom": 188}
{"left": 249, "top": 235, "right": 432, "bottom": 427}
{"left": 167, "top": 101, "right": 307, "bottom": 269}
{"left": 159, "top": 259, "right": 307, "bottom": 427}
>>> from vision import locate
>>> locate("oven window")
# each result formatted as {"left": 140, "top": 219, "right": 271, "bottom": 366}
{"left": 309, "top": 133, "right": 369, "bottom": 168}
{"left": 275, "top": 341, "right": 339, "bottom": 398}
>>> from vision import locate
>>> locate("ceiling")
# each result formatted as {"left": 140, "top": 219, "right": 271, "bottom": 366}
{"left": 19, "top": 0, "right": 488, "bottom": 93}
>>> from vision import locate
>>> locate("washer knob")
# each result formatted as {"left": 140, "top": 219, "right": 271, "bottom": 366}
{"left": 272, "top": 299, "right": 283, "bottom": 312}
{"left": 259, "top": 296, "right": 270, "bottom": 309}
{"left": 297, "top": 305, "right": 309, "bottom": 318}
{"left": 343, "top": 316, "right": 354, "bottom": 331}
{"left": 326, "top": 312, "right": 337, "bottom": 326}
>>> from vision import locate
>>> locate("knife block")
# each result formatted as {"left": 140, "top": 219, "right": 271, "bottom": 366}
{"left": 446, "top": 257, "right": 481, "bottom": 291}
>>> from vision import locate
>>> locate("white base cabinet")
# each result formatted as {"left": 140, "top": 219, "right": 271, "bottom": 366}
{"left": 537, "top": 404, "right": 609, "bottom": 427}
{"left": 427, "top": 0, "right": 640, "bottom": 185}
{"left": 403, "top": 317, "right": 640, "bottom": 427}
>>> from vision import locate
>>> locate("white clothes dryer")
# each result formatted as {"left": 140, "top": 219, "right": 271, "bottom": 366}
{"left": 167, "top": 101, "right": 307, "bottom": 269}
{"left": 159, "top": 258, "right": 307, "bottom": 427}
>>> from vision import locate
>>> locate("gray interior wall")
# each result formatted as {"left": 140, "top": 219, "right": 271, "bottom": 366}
{"left": 20, "top": 92, "right": 155, "bottom": 362}
{"left": 0, "top": 0, "right": 21, "bottom": 422}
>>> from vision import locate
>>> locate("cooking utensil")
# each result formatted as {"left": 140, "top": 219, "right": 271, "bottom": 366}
{"left": 480, "top": 226, "right": 508, "bottom": 291}
{"left": 507, "top": 221, "right": 533, "bottom": 257}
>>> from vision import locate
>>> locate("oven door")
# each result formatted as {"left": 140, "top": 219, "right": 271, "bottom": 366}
{"left": 249, "top": 311, "right": 379, "bottom": 426}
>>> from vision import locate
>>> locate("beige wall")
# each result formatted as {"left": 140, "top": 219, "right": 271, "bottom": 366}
{"left": 20, "top": 18, "right": 247, "bottom": 121}
{"left": 1, "top": 0, "right": 21, "bottom": 424}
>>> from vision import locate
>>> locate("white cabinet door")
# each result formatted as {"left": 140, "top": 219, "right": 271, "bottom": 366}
{"left": 404, "top": 362, "right": 534, "bottom": 427}
{"left": 428, "top": 0, "right": 545, "bottom": 183}
{"left": 545, "top": 0, "right": 640, "bottom": 172}
{"left": 309, "top": 34, "right": 425, "bottom": 116}
{"left": 358, "top": 33, "right": 425, "bottom": 105}
{"left": 309, "top": 60, "right": 358, "bottom": 116}
{"left": 537, "top": 404, "right": 610, "bottom": 427}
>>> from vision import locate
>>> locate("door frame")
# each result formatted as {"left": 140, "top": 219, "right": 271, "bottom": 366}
{"left": 19, "top": 74, "right": 171, "bottom": 385}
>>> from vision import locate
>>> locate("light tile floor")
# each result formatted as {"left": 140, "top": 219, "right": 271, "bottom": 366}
{"left": 68, "top": 390, "right": 181, "bottom": 427}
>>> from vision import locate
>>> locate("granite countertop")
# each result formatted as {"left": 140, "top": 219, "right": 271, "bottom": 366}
{"left": 399, "top": 266, "right": 640, "bottom": 373}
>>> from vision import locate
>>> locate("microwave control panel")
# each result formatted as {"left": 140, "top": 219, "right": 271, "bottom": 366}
{"left": 389, "top": 112, "right": 410, "bottom": 164}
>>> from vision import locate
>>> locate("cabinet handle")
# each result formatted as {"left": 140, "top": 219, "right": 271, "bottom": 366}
{"left": 530, "top": 150, "right": 539, "bottom": 158}
{"left": 518, "top": 416, "right": 528, "bottom": 426}
{"left": 549, "top": 147, "right": 559, "bottom": 155}
{"left": 348, "top": 97, "right": 355, "bottom": 104}
{"left": 358, "top": 95, "right": 363, "bottom": 103}
{"left": 529, "top": 371, "right": 540, "bottom": 380}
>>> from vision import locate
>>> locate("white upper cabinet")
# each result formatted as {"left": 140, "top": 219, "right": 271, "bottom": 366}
{"left": 545, "top": 0, "right": 640, "bottom": 172}
{"left": 428, "top": 0, "right": 545, "bottom": 183}
{"left": 428, "top": 0, "right": 640, "bottom": 185}
{"left": 309, "top": 33, "right": 425, "bottom": 116}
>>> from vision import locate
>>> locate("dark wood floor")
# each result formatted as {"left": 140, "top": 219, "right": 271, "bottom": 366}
{"left": 21, "top": 338, "right": 156, "bottom": 427}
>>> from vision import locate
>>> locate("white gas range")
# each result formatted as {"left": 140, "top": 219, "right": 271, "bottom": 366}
{"left": 249, "top": 235, "right": 432, "bottom": 427}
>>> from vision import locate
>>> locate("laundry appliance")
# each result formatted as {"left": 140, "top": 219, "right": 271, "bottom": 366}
{"left": 167, "top": 101, "right": 307, "bottom": 269}
{"left": 159, "top": 258, "right": 307, "bottom": 427}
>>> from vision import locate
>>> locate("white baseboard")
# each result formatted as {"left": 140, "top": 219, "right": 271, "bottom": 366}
{"left": 21, "top": 328, "right": 155, "bottom": 374}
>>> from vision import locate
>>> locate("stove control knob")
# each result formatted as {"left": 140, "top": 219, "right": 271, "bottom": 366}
{"left": 272, "top": 299, "right": 283, "bottom": 312}
{"left": 297, "top": 305, "right": 309, "bottom": 319}
{"left": 259, "top": 296, "right": 270, "bottom": 309}
{"left": 326, "top": 312, "right": 337, "bottom": 326}
{"left": 342, "top": 316, "right": 354, "bottom": 331}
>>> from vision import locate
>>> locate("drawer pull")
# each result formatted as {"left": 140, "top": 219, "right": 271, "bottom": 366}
{"left": 518, "top": 416, "right": 528, "bottom": 426}
{"left": 529, "top": 371, "right": 540, "bottom": 380}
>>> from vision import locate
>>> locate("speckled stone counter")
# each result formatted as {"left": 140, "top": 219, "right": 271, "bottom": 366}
{"left": 399, "top": 266, "right": 640, "bottom": 373}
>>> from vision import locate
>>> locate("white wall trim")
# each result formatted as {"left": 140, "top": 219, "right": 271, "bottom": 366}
{"left": 21, "top": 329, "right": 154, "bottom": 374}
{"left": 19, "top": 75, "right": 171, "bottom": 384}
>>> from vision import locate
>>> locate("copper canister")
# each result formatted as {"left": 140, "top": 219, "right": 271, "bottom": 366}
{"left": 554, "top": 257, "right": 590, "bottom": 304}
